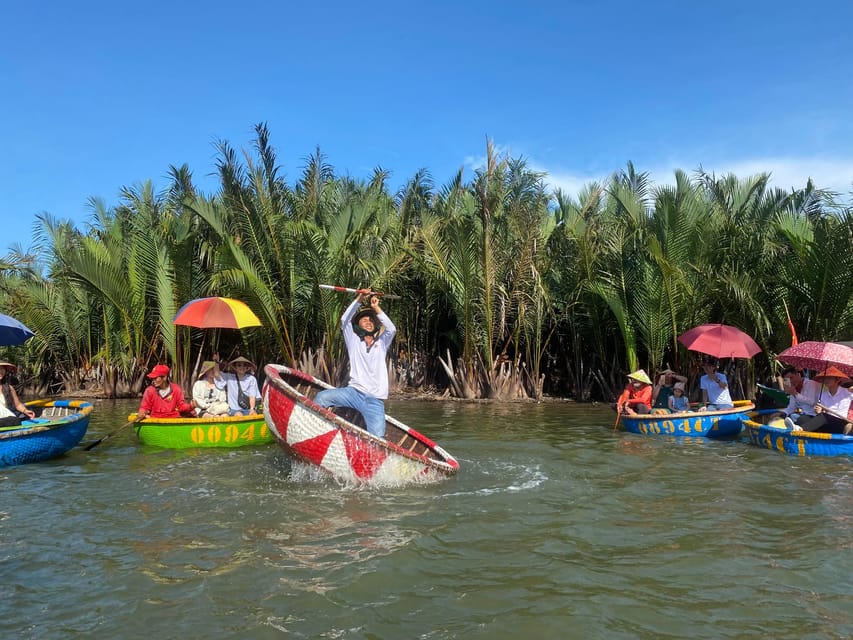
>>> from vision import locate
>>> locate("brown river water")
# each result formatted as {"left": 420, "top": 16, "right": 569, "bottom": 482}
{"left": 1, "top": 398, "right": 850, "bottom": 639}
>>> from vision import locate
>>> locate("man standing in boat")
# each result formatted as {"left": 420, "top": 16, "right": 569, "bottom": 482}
{"left": 314, "top": 292, "right": 397, "bottom": 438}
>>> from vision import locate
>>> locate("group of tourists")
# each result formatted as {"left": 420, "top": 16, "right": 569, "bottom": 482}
{"left": 613, "top": 357, "right": 853, "bottom": 435}
{"left": 614, "top": 357, "right": 734, "bottom": 416}
{"left": 774, "top": 365, "right": 853, "bottom": 435}
{"left": 136, "top": 291, "right": 396, "bottom": 436}
{"left": 136, "top": 356, "right": 261, "bottom": 420}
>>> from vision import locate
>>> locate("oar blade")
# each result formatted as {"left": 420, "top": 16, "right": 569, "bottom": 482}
{"left": 83, "top": 418, "right": 141, "bottom": 451}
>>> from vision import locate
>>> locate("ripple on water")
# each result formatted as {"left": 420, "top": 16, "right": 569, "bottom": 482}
{"left": 0, "top": 400, "right": 850, "bottom": 639}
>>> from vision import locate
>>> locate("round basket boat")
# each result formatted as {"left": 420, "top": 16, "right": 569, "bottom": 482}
{"left": 263, "top": 364, "right": 459, "bottom": 484}
{"left": 127, "top": 412, "right": 273, "bottom": 449}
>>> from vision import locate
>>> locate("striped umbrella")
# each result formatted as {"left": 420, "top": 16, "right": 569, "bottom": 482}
{"left": 172, "top": 298, "right": 262, "bottom": 329}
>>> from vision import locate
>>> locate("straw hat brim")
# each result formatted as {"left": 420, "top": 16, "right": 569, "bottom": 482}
{"left": 627, "top": 369, "right": 652, "bottom": 385}
{"left": 198, "top": 361, "right": 217, "bottom": 378}
{"left": 228, "top": 357, "right": 256, "bottom": 372}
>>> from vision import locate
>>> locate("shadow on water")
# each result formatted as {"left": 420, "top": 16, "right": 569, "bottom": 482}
{"left": 0, "top": 398, "right": 850, "bottom": 639}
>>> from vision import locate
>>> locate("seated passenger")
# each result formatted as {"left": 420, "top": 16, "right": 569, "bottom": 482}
{"left": 668, "top": 381, "right": 691, "bottom": 412}
{"left": 0, "top": 361, "right": 35, "bottom": 427}
{"left": 215, "top": 356, "right": 260, "bottom": 416}
{"left": 777, "top": 366, "right": 820, "bottom": 425}
{"left": 615, "top": 369, "right": 653, "bottom": 415}
{"left": 192, "top": 361, "right": 229, "bottom": 417}
{"left": 652, "top": 368, "right": 688, "bottom": 412}
{"left": 137, "top": 364, "right": 193, "bottom": 419}
{"left": 793, "top": 366, "right": 853, "bottom": 435}
{"left": 698, "top": 358, "right": 734, "bottom": 411}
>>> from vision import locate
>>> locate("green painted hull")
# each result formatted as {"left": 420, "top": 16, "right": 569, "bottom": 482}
{"left": 129, "top": 413, "right": 273, "bottom": 449}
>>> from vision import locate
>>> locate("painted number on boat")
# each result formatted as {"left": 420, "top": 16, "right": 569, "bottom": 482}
{"left": 637, "top": 418, "right": 710, "bottom": 435}
{"left": 189, "top": 423, "right": 269, "bottom": 445}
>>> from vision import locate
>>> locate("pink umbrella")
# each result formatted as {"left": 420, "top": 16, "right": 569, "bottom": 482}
{"left": 677, "top": 324, "right": 761, "bottom": 359}
{"left": 777, "top": 341, "right": 853, "bottom": 376}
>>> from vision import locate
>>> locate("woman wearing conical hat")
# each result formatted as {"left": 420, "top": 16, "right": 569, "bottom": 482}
{"left": 615, "top": 369, "right": 653, "bottom": 415}
{"left": 792, "top": 366, "right": 853, "bottom": 435}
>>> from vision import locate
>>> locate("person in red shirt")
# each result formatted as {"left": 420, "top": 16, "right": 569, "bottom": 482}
{"left": 615, "top": 369, "right": 653, "bottom": 415}
{"left": 138, "top": 364, "right": 193, "bottom": 419}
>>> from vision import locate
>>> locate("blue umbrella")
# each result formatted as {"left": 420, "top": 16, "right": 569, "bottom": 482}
{"left": 0, "top": 313, "right": 35, "bottom": 346}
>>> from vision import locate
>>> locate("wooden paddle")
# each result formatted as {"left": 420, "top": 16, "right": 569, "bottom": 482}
{"left": 613, "top": 405, "right": 622, "bottom": 431}
{"left": 84, "top": 416, "right": 144, "bottom": 451}
{"left": 319, "top": 284, "right": 401, "bottom": 300}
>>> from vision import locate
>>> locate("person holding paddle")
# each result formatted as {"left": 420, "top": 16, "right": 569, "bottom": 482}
{"left": 137, "top": 364, "right": 193, "bottom": 419}
{"left": 314, "top": 292, "right": 397, "bottom": 438}
{"left": 614, "top": 369, "right": 653, "bottom": 416}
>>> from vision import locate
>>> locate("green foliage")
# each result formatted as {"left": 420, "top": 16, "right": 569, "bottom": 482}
{"left": 3, "top": 125, "right": 852, "bottom": 401}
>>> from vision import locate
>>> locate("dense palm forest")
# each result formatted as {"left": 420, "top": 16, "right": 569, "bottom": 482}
{"left": 2, "top": 124, "right": 852, "bottom": 402}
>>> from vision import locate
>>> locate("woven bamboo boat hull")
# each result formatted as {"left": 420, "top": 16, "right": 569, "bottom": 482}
{"left": 262, "top": 364, "right": 459, "bottom": 484}
{"left": 620, "top": 400, "right": 754, "bottom": 437}
{"left": 743, "top": 419, "right": 852, "bottom": 457}
{"left": 0, "top": 399, "right": 93, "bottom": 467}
{"left": 128, "top": 413, "right": 273, "bottom": 448}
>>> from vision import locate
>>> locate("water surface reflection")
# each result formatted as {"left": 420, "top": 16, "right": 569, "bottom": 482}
{"left": 0, "top": 399, "right": 849, "bottom": 639}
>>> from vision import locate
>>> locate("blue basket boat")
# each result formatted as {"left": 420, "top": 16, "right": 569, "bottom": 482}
{"left": 743, "top": 419, "right": 852, "bottom": 457}
{"left": 0, "top": 399, "right": 93, "bottom": 467}
{"left": 619, "top": 400, "right": 754, "bottom": 438}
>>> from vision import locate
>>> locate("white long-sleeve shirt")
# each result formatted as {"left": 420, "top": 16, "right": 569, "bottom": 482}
{"left": 817, "top": 386, "right": 852, "bottom": 420}
{"left": 783, "top": 378, "right": 821, "bottom": 417}
{"left": 342, "top": 299, "right": 396, "bottom": 399}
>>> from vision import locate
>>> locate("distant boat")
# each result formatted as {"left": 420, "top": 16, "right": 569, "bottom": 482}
{"left": 0, "top": 399, "right": 93, "bottom": 467}
{"left": 743, "top": 419, "right": 852, "bottom": 457}
{"left": 262, "top": 364, "right": 459, "bottom": 484}
{"left": 126, "top": 412, "right": 273, "bottom": 448}
{"left": 619, "top": 400, "right": 754, "bottom": 438}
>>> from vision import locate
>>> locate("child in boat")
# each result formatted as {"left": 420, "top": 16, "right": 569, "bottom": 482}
{"left": 615, "top": 369, "right": 653, "bottom": 415}
{"left": 668, "top": 381, "right": 691, "bottom": 412}
{"left": 652, "top": 368, "right": 688, "bottom": 412}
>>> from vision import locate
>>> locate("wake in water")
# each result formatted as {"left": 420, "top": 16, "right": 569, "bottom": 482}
{"left": 284, "top": 458, "right": 451, "bottom": 489}
{"left": 444, "top": 456, "right": 547, "bottom": 497}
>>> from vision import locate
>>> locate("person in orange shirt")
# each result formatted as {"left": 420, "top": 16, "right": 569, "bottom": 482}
{"left": 615, "top": 369, "right": 653, "bottom": 415}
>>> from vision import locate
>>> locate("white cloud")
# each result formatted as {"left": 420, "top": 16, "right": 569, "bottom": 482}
{"left": 698, "top": 158, "right": 853, "bottom": 194}
{"left": 537, "top": 158, "right": 853, "bottom": 199}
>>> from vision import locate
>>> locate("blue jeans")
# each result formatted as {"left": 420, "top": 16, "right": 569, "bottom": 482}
{"left": 707, "top": 403, "right": 734, "bottom": 411}
{"left": 313, "top": 386, "right": 386, "bottom": 438}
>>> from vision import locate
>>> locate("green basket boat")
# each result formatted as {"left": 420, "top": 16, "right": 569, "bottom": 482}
{"left": 127, "top": 412, "right": 273, "bottom": 449}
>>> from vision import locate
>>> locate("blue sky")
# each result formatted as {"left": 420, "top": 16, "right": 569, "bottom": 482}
{"left": 3, "top": 0, "right": 852, "bottom": 251}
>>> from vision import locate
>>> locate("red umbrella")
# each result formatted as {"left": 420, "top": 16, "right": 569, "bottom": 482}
{"left": 173, "top": 297, "right": 262, "bottom": 329}
{"left": 777, "top": 341, "right": 853, "bottom": 376}
{"left": 677, "top": 324, "right": 761, "bottom": 359}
